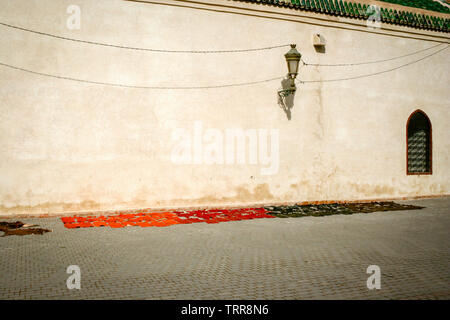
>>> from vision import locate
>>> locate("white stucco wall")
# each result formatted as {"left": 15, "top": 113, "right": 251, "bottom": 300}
{"left": 0, "top": 0, "right": 449, "bottom": 215}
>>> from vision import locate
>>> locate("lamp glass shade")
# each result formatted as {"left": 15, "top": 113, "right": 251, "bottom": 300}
{"left": 284, "top": 44, "right": 301, "bottom": 77}
{"left": 288, "top": 59, "right": 299, "bottom": 75}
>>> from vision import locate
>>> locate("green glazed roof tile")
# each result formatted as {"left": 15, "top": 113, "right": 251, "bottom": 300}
{"left": 378, "top": 0, "right": 449, "bottom": 14}
{"left": 231, "top": 0, "right": 448, "bottom": 32}
{"left": 329, "top": 0, "right": 336, "bottom": 13}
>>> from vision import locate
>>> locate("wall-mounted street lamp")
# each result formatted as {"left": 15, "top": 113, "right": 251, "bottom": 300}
{"left": 279, "top": 44, "right": 302, "bottom": 96}
{"left": 277, "top": 44, "right": 301, "bottom": 120}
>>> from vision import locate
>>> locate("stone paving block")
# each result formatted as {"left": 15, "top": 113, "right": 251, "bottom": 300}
{"left": 0, "top": 198, "right": 449, "bottom": 299}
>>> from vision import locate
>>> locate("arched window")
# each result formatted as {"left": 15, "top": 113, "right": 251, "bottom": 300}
{"left": 407, "top": 110, "right": 432, "bottom": 175}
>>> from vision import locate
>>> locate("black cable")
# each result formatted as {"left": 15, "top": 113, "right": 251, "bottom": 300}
{"left": 0, "top": 21, "right": 290, "bottom": 53}
{"left": 302, "top": 42, "right": 446, "bottom": 67}
{"left": 1, "top": 43, "right": 446, "bottom": 88}
{"left": 297, "top": 45, "right": 448, "bottom": 83}
{"left": 0, "top": 61, "right": 284, "bottom": 89}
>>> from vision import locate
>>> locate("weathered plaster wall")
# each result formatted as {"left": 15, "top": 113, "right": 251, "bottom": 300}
{"left": 0, "top": 0, "right": 449, "bottom": 215}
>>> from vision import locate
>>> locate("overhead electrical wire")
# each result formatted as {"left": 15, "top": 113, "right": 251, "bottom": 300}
{"left": 0, "top": 20, "right": 447, "bottom": 63}
{"left": 0, "top": 21, "right": 290, "bottom": 53}
{"left": 297, "top": 44, "right": 449, "bottom": 84}
{"left": 0, "top": 61, "right": 284, "bottom": 89}
{"left": 0, "top": 19, "right": 447, "bottom": 89}
{"left": 0, "top": 45, "right": 446, "bottom": 89}
{"left": 301, "top": 42, "right": 447, "bottom": 67}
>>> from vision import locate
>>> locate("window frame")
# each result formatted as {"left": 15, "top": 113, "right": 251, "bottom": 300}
{"left": 406, "top": 109, "right": 432, "bottom": 175}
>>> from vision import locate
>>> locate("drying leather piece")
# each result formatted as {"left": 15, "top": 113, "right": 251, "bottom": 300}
{"left": 0, "top": 221, "right": 51, "bottom": 237}
{"left": 60, "top": 201, "right": 424, "bottom": 230}
{"left": 61, "top": 207, "right": 275, "bottom": 229}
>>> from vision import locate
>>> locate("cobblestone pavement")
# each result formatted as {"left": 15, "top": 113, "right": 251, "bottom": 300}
{"left": 0, "top": 197, "right": 449, "bottom": 300}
